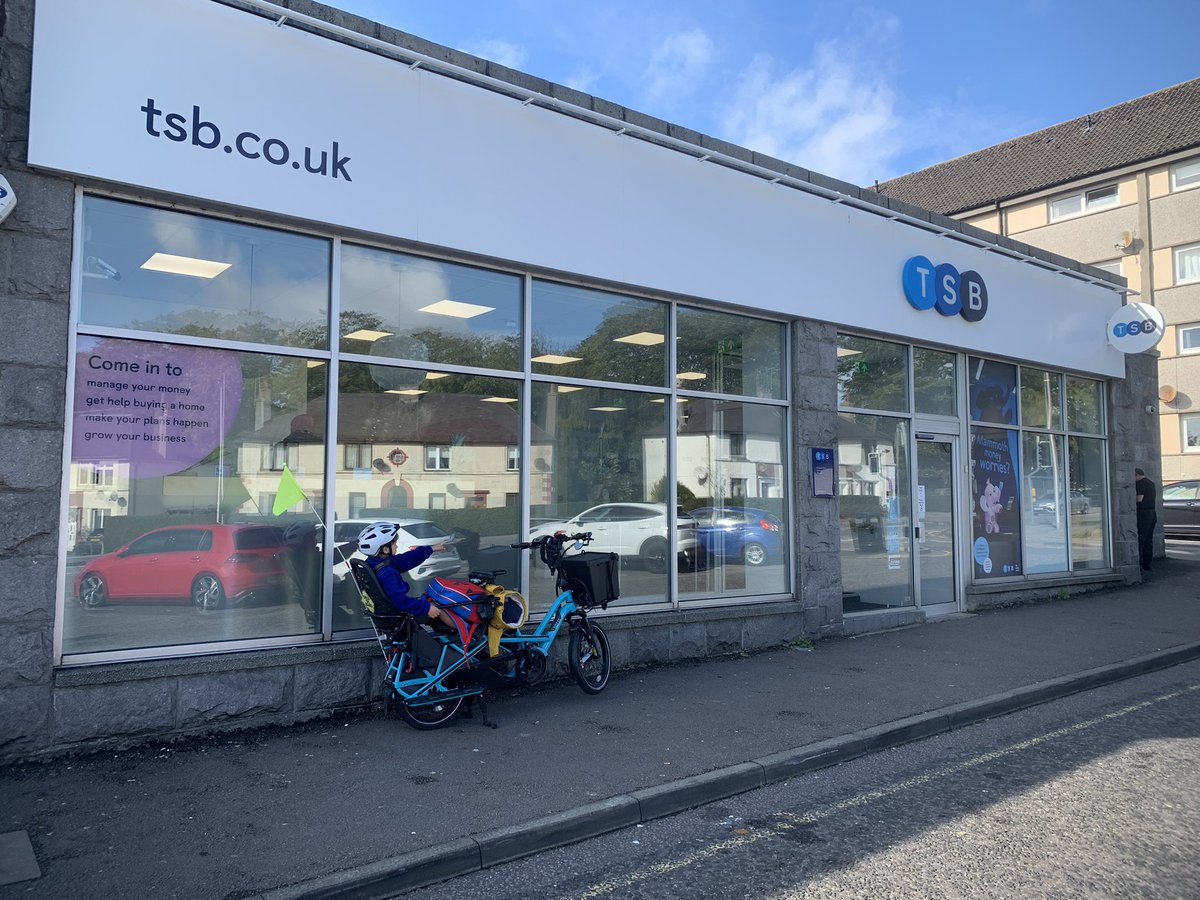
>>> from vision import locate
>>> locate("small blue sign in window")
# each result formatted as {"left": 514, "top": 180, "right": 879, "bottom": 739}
{"left": 811, "top": 447, "right": 835, "bottom": 498}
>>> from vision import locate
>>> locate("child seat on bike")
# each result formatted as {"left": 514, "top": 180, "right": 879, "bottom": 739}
{"left": 424, "top": 577, "right": 497, "bottom": 649}
{"left": 349, "top": 557, "right": 409, "bottom": 624}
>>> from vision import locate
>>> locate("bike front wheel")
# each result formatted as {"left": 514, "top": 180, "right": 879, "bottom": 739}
{"left": 568, "top": 623, "right": 611, "bottom": 694}
{"left": 397, "top": 692, "right": 465, "bottom": 730}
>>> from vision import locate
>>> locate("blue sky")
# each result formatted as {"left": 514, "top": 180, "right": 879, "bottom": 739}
{"left": 331, "top": 1, "right": 1196, "bottom": 185}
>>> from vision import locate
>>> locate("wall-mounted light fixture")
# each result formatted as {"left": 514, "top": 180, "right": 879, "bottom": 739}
{"left": 0, "top": 173, "right": 15, "bottom": 226}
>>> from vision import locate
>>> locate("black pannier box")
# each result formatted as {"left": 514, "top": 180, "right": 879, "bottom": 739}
{"left": 558, "top": 551, "right": 620, "bottom": 608}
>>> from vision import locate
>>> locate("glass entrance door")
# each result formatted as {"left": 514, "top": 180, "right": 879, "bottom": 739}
{"left": 915, "top": 438, "right": 958, "bottom": 613}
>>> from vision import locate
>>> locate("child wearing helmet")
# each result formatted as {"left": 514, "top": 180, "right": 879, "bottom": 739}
{"left": 357, "top": 521, "right": 452, "bottom": 623}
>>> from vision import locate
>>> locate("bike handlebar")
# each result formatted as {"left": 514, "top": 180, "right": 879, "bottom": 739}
{"left": 510, "top": 531, "right": 593, "bottom": 550}
{"left": 511, "top": 531, "right": 593, "bottom": 573}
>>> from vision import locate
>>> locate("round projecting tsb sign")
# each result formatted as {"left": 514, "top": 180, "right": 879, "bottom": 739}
{"left": 1106, "top": 302, "right": 1165, "bottom": 354}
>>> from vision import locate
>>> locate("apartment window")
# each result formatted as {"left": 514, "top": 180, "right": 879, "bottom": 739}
{"left": 728, "top": 432, "right": 746, "bottom": 458}
{"left": 266, "top": 442, "right": 299, "bottom": 471}
{"left": 1048, "top": 184, "right": 1118, "bottom": 221}
{"left": 1176, "top": 244, "right": 1200, "bottom": 285}
{"left": 1092, "top": 259, "right": 1122, "bottom": 276}
{"left": 343, "top": 443, "right": 372, "bottom": 470}
{"left": 1184, "top": 415, "right": 1200, "bottom": 452}
{"left": 506, "top": 446, "right": 520, "bottom": 471}
{"left": 1179, "top": 325, "right": 1200, "bottom": 354}
{"left": 425, "top": 445, "right": 451, "bottom": 470}
{"left": 1171, "top": 157, "right": 1200, "bottom": 192}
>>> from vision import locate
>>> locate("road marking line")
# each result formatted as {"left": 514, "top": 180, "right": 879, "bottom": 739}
{"left": 572, "top": 682, "right": 1200, "bottom": 899}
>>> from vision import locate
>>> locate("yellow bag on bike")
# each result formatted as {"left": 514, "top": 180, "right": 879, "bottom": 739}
{"left": 486, "top": 588, "right": 527, "bottom": 656}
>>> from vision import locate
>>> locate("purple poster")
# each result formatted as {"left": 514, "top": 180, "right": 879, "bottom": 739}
{"left": 73, "top": 337, "right": 243, "bottom": 479}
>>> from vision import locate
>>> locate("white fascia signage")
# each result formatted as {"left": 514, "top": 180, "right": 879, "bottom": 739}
{"left": 28, "top": 0, "right": 1126, "bottom": 378}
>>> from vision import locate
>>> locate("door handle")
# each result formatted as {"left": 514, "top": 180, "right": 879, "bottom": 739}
{"left": 914, "top": 526, "right": 921, "bottom": 539}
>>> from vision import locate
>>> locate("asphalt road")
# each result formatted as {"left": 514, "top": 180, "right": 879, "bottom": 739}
{"left": 405, "top": 659, "right": 1200, "bottom": 899}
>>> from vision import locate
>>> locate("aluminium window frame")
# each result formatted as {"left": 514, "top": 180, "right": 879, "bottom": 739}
{"left": 1047, "top": 183, "right": 1119, "bottom": 222}
{"left": 1170, "top": 156, "right": 1200, "bottom": 192}
{"left": 1175, "top": 243, "right": 1200, "bottom": 286}
{"left": 1183, "top": 413, "right": 1200, "bottom": 453}
{"left": 1178, "top": 323, "right": 1200, "bottom": 355}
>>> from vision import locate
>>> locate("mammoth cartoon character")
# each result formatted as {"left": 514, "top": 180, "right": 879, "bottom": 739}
{"left": 979, "top": 479, "right": 1003, "bottom": 534}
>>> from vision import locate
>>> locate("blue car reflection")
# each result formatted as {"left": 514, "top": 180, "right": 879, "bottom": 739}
{"left": 691, "top": 506, "right": 784, "bottom": 566}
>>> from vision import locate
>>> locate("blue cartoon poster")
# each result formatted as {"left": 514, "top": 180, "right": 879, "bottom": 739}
{"left": 970, "top": 427, "right": 1022, "bottom": 578}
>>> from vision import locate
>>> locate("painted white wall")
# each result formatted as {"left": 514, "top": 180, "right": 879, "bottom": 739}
{"left": 29, "top": 0, "right": 1126, "bottom": 377}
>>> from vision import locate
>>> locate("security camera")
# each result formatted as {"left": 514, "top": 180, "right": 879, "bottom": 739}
{"left": 84, "top": 255, "right": 122, "bottom": 281}
{"left": 1145, "top": 404, "right": 1157, "bottom": 414}
{"left": 0, "top": 174, "right": 14, "bottom": 226}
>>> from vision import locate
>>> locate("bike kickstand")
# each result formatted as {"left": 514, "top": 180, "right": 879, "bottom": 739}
{"left": 479, "top": 692, "right": 497, "bottom": 729}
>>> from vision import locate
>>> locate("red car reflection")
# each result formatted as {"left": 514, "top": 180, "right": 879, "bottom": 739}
{"left": 75, "top": 524, "right": 289, "bottom": 611}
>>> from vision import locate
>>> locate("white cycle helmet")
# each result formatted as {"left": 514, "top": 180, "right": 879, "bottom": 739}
{"left": 357, "top": 522, "right": 400, "bottom": 555}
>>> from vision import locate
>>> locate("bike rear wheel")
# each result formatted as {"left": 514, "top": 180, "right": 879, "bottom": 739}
{"left": 568, "top": 623, "right": 611, "bottom": 694}
{"left": 397, "top": 692, "right": 465, "bottom": 730}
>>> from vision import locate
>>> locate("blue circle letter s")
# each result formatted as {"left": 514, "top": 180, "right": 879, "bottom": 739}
{"left": 934, "top": 263, "right": 962, "bottom": 316}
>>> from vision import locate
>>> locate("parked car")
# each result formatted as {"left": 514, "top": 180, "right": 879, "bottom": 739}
{"left": 1162, "top": 480, "right": 1200, "bottom": 537}
{"left": 690, "top": 506, "right": 784, "bottom": 566}
{"left": 529, "top": 502, "right": 700, "bottom": 573}
{"left": 1033, "top": 490, "right": 1091, "bottom": 516}
{"left": 329, "top": 518, "right": 464, "bottom": 585}
{"left": 75, "top": 524, "right": 289, "bottom": 611}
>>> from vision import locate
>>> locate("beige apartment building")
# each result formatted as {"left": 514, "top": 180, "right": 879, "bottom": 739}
{"left": 878, "top": 79, "right": 1200, "bottom": 482}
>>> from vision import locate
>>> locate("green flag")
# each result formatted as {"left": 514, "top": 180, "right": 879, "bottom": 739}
{"left": 272, "top": 465, "right": 306, "bottom": 516}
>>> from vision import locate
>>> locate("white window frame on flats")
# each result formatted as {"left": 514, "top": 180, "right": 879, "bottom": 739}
{"left": 1048, "top": 184, "right": 1119, "bottom": 221}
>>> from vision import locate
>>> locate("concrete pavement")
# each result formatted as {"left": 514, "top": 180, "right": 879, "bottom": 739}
{"left": 2, "top": 555, "right": 1199, "bottom": 900}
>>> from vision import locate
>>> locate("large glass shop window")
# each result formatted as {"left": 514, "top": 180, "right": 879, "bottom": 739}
{"left": 528, "top": 383, "right": 671, "bottom": 611}
{"left": 66, "top": 337, "right": 326, "bottom": 654}
{"left": 330, "top": 364, "right": 522, "bottom": 631}
{"left": 340, "top": 245, "right": 522, "bottom": 372}
{"left": 531, "top": 280, "right": 668, "bottom": 388}
{"left": 675, "top": 307, "right": 785, "bottom": 400}
{"left": 838, "top": 413, "right": 913, "bottom": 610}
{"left": 678, "top": 400, "right": 789, "bottom": 600}
{"left": 837, "top": 335, "right": 909, "bottom": 413}
{"left": 80, "top": 197, "right": 331, "bottom": 349}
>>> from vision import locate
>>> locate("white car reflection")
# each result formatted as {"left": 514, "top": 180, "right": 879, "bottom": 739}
{"left": 328, "top": 518, "right": 464, "bottom": 584}
{"left": 529, "top": 502, "right": 700, "bottom": 573}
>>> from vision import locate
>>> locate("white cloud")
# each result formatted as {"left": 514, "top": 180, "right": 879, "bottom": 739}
{"left": 719, "top": 36, "right": 901, "bottom": 185}
{"left": 565, "top": 68, "right": 601, "bottom": 95}
{"left": 465, "top": 39, "right": 527, "bottom": 71}
{"left": 643, "top": 28, "right": 714, "bottom": 107}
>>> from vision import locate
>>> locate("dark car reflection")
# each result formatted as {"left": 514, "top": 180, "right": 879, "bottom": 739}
{"left": 1163, "top": 480, "right": 1200, "bottom": 537}
{"left": 74, "top": 524, "right": 289, "bottom": 611}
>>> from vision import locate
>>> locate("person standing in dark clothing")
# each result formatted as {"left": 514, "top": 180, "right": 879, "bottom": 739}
{"left": 1135, "top": 467, "right": 1157, "bottom": 571}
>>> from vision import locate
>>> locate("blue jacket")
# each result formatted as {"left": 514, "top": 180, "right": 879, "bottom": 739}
{"left": 366, "top": 546, "right": 435, "bottom": 616}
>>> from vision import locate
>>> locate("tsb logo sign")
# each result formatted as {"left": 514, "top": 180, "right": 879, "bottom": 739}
{"left": 1112, "top": 320, "right": 1154, "bottom": 338}
{"left": 1106, "top": 302, "right": 1165, "bottom": 354}
{"left": 902, "top": 256, "right": 988, "bottom": 323}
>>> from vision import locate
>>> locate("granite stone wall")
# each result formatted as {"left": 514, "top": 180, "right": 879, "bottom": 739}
{"left": 1108, "top": 349, "right": 1163, "bottom": 581}
{"left": 0, "top": 0, "right": 75, "bottom": 759}
{"left": 791, "top": 319, "right": 843, "bottom": 638}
